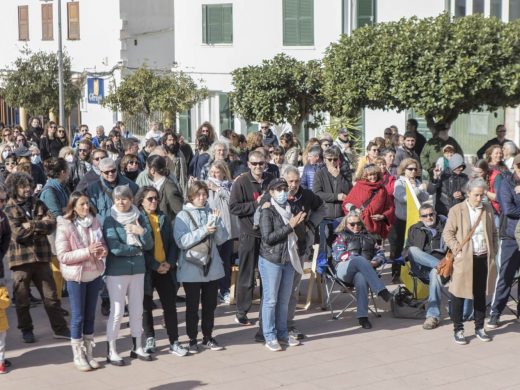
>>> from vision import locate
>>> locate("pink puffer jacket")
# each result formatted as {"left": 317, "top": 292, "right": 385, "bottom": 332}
{"left": 56, "top": 215, "right": 107, "bottom": 282}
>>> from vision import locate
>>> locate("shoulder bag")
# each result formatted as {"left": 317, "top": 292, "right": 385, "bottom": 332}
{"left": 183, "top": 210, "right": 212, "bottom": 276}
{"left": 436, "top": 209, "right": 483, "bottom": 282}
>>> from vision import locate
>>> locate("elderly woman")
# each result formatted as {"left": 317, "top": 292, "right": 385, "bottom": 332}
{"left": 136, "top": 186, "right": 188, "bottom": 357}
{"left": 103, "top": 186, "right": 153, "bottom": 365}
{"left": 390, "top": 158, "right": 436, "bottom": 281}
{"left": 332, "top": 211, "right": 392, "bottom": 329}
{"left": 56, "top": 192, "right": 107, "bottom": 371}
{"left": 443, "top": 178, "right": 497, "bottom": 345}
{"left": 343, "top": 164, "right": 394, "bottom": 239}
{"left": 174, "top": 181, "right": 228, "bottom": 353}
{"left": 258, "top": 178, "right": 306, "bottom": 351}
{"left": 503, "top": 141, "right": 518, "bottom": 172}
{"left": 198, "top": 140, "right": 230, "bottom": 180}
{"left": 313, "top": 147, "right": 352, "bottom": 259}
{"left": 206, "top": 161, "right": 239, "bottom": 304}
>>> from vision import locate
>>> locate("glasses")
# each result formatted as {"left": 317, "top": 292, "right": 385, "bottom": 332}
{"left": 348, "top": 222, "right": 362, "bottom": 227}
{"left": 260, "top": 126, "right": 269, "bottom": 129}
{"left": 322, "top": 143, "right": 331, "bottom": 147}
{"left": 128, "top": 161, "right": 138, "bottom": 165}
{"left": 145, "top": 196, "right": 158, "bottom": 202}
{"left": 78, "top": 149, "right": 89, "bottom": 153}
{"left": 249, "top": 161, "right": 265, "bottom": 166}
{"left": 102, "top": 169, "right": 117, "bottom": 175}
{"left": 57, "top": 130, "right": 65, "bottom": 133}
{"left": 93, "top": 156, "right": 106, "bottom": 161}
{"left": 420, "top": 213, "right": 435, "bottom": 218}
{"left": 406, "top": 167, "right": 418, "bottom": 171}
{"left": 5, "top": 161, "right": 16, "bottom": 166}
{"left": 384, "top": 132, "right": 392, "bottom": 136}
{"left": 50, "top": 125, "right": 57, "bottom": 129}
{"left": 326, "top": 158, "right": 338, "bottom": 162}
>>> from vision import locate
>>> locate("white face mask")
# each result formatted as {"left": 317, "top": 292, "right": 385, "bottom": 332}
{"left": 2, "top": 151, "right": 10, "bottom": 160}
{"left": 65, "top": 155, "right": 74, "bottom": 163}
{"left": 31, "top": 155, "right": 41, "bottom": 165}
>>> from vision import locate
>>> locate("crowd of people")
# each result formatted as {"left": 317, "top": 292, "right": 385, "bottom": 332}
{"left": 0, "top": 117, "right": 518, "bottom": 373}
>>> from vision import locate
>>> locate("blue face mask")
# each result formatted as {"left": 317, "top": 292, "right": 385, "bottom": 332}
{"left": 273, "top": 191, "right": 288, "bottom": 205}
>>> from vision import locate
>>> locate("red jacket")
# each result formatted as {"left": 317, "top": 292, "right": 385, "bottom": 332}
{"left": 342, "top": 180, "right": 395, "bottom": 238}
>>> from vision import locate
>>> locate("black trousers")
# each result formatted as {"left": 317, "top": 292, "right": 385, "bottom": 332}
{"left": 450, "top": 255, "right": 488, "bottom": 332}
{"left": 388, "top": 218, "right": 406, "bottom": 276}
{"left": 143, "top": 270, "right": 179, "bottom": 344}
{"left": 236, "top": 233, "right": 261, "bottom": 316}
{"left": 183, "top": 280, "right": 219, "bottom": 341}
{"left": 490, "top": 239, "right": 520, "bottom": 315}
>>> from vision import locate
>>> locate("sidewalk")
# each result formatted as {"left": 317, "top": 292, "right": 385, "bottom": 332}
{"left": 2, "top": 274, "right": 519, "bottom": 390}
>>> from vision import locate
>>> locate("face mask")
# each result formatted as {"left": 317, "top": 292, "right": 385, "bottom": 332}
{"left": 2, "top": 151, "right": 9, "bottom": 160}
{"left": 273, "top": 191, "right": 288, "bottom": 205}
{"left": 65, "top": 155, "right": 74, "bottom": 163}
{"left": 31, "top": 155, "right": 41, "bottom": 165}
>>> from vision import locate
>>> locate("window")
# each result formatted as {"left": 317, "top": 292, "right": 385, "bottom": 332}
{"left": 356, "top": 0, "right": 376, "bottom": 29}
{"left": 454, "top": 0, "right": 466, "bottom": 16}
{"left": 491, "top": 0, "right": 502, "bottom": 18}
{"left": 18, "top": 5, "right": 29, "bottom": 41}
{"left": 511, "top": 0, "right": 520, "bottom": 20}
{"left": 219, "top": 93, "right": 234, "bottom": 131}
{"left": 42, "top": 3, "right": 53, "bottom": 40}
{"left": 473, "top": 0, "right": 484, "bottom": 14}
{"left": 178, "top": 110, "right": 192, "bottom": 143}
{"left": 283, "top": 0, "right": 314, "bottom": 46}
{"left": 67, "top": 1, "right": 80, "bottom": 40}
{"left": 202, "top": 4, "right": 232, "bottom": 44}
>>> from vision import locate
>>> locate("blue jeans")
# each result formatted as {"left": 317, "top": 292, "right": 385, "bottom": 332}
{"left": 67, "top": 277, "right": 103, "bottom": 340}
{"left": 408, "top": 247, "right": 443, "bottom": 319}
{"left": 259, "top": 256, "right": 295, "bottom": 343}
{"left": 335, "top": 255, "right": 386, "bottom": 318}
{"left": 319, "top": 218, "right": 338, "bottom": 259}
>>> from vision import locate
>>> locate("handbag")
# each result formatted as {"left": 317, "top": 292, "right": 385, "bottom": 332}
{"left": 436, "top": 209, "right": 483, "bottom": 281}
{"left": 183, "top": 210, "right": 212, "bottom": 276}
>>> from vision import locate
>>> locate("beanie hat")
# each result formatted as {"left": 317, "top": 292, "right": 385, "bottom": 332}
{"left": 449, "top": 153, "right": 465, "bottom": 171}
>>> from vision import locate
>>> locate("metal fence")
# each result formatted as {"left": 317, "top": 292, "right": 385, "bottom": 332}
{"left": 123, "top": 111, "right": 164, "bottom": 137}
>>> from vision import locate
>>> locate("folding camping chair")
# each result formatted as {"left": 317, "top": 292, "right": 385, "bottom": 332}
{"left": 504, "top": 270, "right": 520, "bottom": 318}
{"left": 321, "top": 262, "right": 381, "bottom": 320}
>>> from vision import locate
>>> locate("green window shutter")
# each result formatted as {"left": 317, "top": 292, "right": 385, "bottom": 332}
{"left": 511, "top": 0, "right": 520, "bottom": 21}
{"left": 207, "top": 6, "right": 223, "bottom": 44}
{"left": 222, "top": 4, "right": 233, "bottom": 43}
{"left": 219, "top": 93, "right": 234, "bottom": 130}
{"left": 178, "top": 110, "right": 192, "bottom": 143}
{"left": 202, "top": 5, "right": 207, "bottom": 43}
{"left": 283, "top": 0, "right": 299, "bottom": 46}
{"left": 357, "top": 0, "right": 376, "bottom": 29}
{"left": 299, "top": 0, "right": 314, "bottom": 45}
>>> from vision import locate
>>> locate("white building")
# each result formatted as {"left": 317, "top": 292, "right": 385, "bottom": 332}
{"left": 175, "top": 0, "right": 520, "bottom": 150}
{"left": 0, "top": 0, "right": 175, "bottom": 134}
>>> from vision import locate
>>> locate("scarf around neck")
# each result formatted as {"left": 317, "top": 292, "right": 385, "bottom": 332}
{"left": 110, "top": 204, "right": 142, "bottom": 247}
{"left": 272, "top": 201, "right": 303, "bottom": 275}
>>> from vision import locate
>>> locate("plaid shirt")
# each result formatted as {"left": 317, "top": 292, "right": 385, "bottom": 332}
{"left": 4, "top": 197, "right": 56, "bottom": 270}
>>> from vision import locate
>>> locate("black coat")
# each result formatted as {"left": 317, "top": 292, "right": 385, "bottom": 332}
{"left": 433, "top": 172, "right": 469, "bottom": 217}
{"left": 332, "top": 229, "right": 377, "bottom": 269}
{"left": 158, "top": 177, "right": 184, "bottom": 220}
{"left": 75, "top": 170, "right": 100, "bottom": 193}
{"left": 403, "top": 217, "right": 447, "bottom": 260}
{"left": 313, "top": 167, "right": 352, "bottom": 219}
{"left": 259, "top": 206, "right": 293, "bottom": 264}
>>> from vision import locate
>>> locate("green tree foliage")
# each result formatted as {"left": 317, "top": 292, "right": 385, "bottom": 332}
{"left": 323, "top": 13, "right": 520, "bottom": 133}
{"left": 1, "top": 49, "right": 82, "bottom": 117}
{"left": 104, "top": 66, "right": 207, "bottom": 123}
{"left": 230, "top": 53, "right": 326, "bottom": 136}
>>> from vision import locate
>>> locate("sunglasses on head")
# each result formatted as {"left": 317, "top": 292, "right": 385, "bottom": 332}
{"left": 420, "top": 212, "right": 435, "bottom": 218}
{"left": 249, "top": 161, "right": 265, "bottom": 166}
{"left": 102, "top": 169, "right": 117, "bottom": 175}
{"left": 348, "top": 222, "right": 362, "bottom": 227}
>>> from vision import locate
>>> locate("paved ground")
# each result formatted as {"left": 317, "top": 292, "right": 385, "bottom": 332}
{"left": 2, "top": 268, "right": 520, "bottom": 390}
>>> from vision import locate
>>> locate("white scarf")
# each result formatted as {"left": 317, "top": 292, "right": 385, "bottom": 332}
{"left": 272, "top": 201, "right": 303, "bottom": 275}
{"left": 110, "top": 205, "right": 142, "bottom": 247}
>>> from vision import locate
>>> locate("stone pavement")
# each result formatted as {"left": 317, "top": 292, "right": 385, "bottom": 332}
{"left": 1, "top": 272, "right": 519, "bottom": 390}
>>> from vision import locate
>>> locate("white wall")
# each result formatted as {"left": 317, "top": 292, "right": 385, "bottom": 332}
{"left": 376, "top": 0, "right": 446, "bottom": 22}
{"left": 365, "top": 109, "right": 406, "bottom": 142}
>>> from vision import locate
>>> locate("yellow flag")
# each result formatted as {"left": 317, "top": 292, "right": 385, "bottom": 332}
{"left": 400, "top": 180, "right": 428, "bottom": 299}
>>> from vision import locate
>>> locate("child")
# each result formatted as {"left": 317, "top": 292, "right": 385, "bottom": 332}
{"left": 0, "top": 282, "right": 9, "bottom": 374}
{"left": 435, "top": 144, "right": 455, "bottom": 174}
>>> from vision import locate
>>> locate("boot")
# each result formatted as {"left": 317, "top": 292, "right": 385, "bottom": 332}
{"left": 130, "top": 336, "right": 152, "bottom": 361}
{"left": 106, "top": 340, "right": 124, "bottom": 366}
{"left": 71, "top": 339, "right": 92, "bottom": 372}
{"left": 83, "top": 335, "right": 100, "bottom": 369}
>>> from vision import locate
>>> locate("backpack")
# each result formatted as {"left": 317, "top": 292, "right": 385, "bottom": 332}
{"left": 390, "top": 286, "right": 427, "bottom": 320}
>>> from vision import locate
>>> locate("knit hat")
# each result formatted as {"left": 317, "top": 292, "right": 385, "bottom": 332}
{"left": 449, "top": 153, "right": 465, "bottom": 171}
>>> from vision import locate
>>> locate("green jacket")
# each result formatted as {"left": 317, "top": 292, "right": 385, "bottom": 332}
{"left": 420, "top": 136, "right": 463, "bottom": 177}
{"left": 103, "top": 213, "right": 153, "bottom": 276}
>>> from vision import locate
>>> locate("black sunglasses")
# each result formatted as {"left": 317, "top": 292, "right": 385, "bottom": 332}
{"left": 326, "top": 158, "right": 338, "bottom": 162}
{"left": 146, "top": 196, "right": 158, "bottom": 202}
{"left": 348, "top": 222, "right": 362, "bottom": 227}
{"left": 406, "top": 167, "right": 418, "bottom": 171}
{"left": 420, "top": 213, "right": 435, "bottom": 218}
{"left": 102, "top": 169, "right": 117, "bottom": 175}
{"left": 249, "top": 161, "right": 265, "bottom": 166}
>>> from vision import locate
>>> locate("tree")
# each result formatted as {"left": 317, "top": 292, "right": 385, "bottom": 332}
{"left": 230, "top": 53, "right": 326, "bottom": 136}
{"left": 103, "top": 66, "right": 207, "bottom": 127}
{"left": 1, "top": 49, "right": 82, "bottom": 118}
{"left": 323, "top": 13, "right": 520, "bottom": 133}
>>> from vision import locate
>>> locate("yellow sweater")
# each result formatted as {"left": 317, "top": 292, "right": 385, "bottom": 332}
{"left": 148, "top": 213, "right": 166, "bottom": 263}
{"left": 0, "top": 286, "right": 10, "bottom": 332}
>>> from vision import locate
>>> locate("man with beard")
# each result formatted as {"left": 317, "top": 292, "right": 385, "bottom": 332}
{"left": 162, "top": 132, "right": 188, "bottom": 197}
{"left": 404, "top": 204, "right": 448, "bottom": 330}
{"left": 71, "top": 124, "right": 89, "bottom": 149}
{"left": 4, "top": 172, "right": 70, "bottom": 343}
{"left": 25, "top": 117, "right": 44, "bottom": 145}
{"left": 68, "top": 139, "right": 93, "bottom": 192}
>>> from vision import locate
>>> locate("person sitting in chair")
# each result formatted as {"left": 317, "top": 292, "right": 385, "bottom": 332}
{"left": 403, "top": 203, "right": 448, "bottom": 330}
{"left": 331, "top": 211, "right": 392, "bottom": 329}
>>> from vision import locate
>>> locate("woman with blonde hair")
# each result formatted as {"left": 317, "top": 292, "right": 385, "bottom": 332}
{"left": 302, "top": 138, "right": 320, "bottom": 165}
